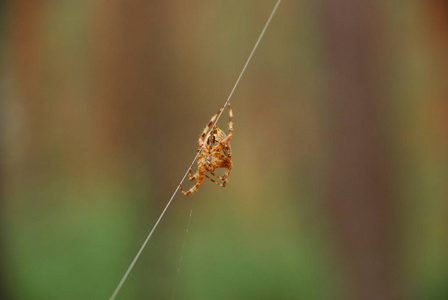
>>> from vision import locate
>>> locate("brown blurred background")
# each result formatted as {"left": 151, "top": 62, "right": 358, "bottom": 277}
{"left": 1, "top": 0, "right": 448, "bottom": 299}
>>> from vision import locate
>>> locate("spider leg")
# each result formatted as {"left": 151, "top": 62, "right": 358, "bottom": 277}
{"left": 208, "top": 171, "right": 225, "bottom": 180}
{"left": 221, "top": 163, "right": 233, "bottom": 184}
{"left": 209, "top": 103, "right": 233, "bottom": 151}
{"left": 228, "top": 101, "right": 233, "bottom": 134}
{"left": 205, "top": 174, "right": 226, "bottom": 187}
{"left": 205, "top": 163, "right": 232, "bottom": 188}
{"left": 222, "top": 102, "right": 234, "bottom": 144}
{"left": 180, "top": 172, "right": 204, "bottom": 196}
{"left": 188, "top": 165, "right": 199, "bottom": 181}
{"left": 199, "top": 107, "right": 223, "bottom": 146}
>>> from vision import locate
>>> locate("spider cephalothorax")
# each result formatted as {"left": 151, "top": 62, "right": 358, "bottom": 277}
{"left": 180, "top": 103, "right": 233, "bottom": 196}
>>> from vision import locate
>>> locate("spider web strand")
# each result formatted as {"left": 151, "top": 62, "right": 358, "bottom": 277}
{"left": 109, "top": 153, "right": 200, "bottom": 300}
{"left": 213, "top": 0, "right": 282, "bottom": 124}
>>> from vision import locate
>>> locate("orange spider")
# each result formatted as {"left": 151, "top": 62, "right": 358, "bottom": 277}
{"left": 180, "top": 102, "right": 233, "bottom": 196}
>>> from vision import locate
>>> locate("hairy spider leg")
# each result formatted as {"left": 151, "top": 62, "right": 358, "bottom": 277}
{"left": 188, "top": 165, "right": 199, "bottom": 181}
{"left": 180, "top": 172, "right": 204, "bottom": 196}
{"left": 223, "top": 102, "right": 234, "bottom": 144}
{"left": 216, "top": 160, "right": 232, "bottom": 182}
{"left": 208, "top": 171, "right": 226, "bottom": 180}
{"left": 222, "top": 163, "right": 232, "bottom": 180}
{"left": 199, "top": 108, "right": 223, "bottom": 146}
{"left": 205, "top": 174, "right": 226, "bottom": 187}
{"left": 204, "top": 157, "right": 233, "bottom": 186}
{"left": 209, "top": 103, "right": 233, "bottom": 151}
{"left": 205, "top": 164, "right": 232, "bottom": 187}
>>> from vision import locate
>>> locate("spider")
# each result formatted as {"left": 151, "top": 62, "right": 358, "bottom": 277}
{"left": 180, "top": 102, "right": 233, "bottom": 196}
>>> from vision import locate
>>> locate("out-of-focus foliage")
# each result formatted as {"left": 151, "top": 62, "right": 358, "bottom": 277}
{"left": 1, "top": 1, "right": 447, "bottom": 299}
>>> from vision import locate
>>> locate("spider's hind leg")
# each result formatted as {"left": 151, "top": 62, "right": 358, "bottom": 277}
{"left": 208, "top": 172, "right": 225, "bottom": 181}
{"left": 188, "top": 165, "right": 199, "bottom": 181}
{"left": 205, "top": 174, "right": 226, "bottom": 187}
{"left": 180, "top": 173, "right": 204, "bottom": 196}
{"left": 205, "top": 165, "right": 232, "bottom": 187}
{"left": 221, "top": 163, "right": 233, "bottom": 182}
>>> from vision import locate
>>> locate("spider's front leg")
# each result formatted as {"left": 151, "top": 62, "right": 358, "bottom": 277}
{"left": 209, "top": 103, "right": 233, "bottom": 151}
{"left": 199, "top": 107, "right": 223, "bottom": 145}
{"left": 223, "top": 102, "right": 234, "bottom": 144}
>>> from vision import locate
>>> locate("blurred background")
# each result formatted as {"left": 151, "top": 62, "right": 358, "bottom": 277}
{"left": 1, "top": 0, "right": 447, "bottom": 299}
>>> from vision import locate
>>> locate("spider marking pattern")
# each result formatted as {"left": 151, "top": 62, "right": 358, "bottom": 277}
{"left": 180, "top": 103, "right": 233, "bottom": 196}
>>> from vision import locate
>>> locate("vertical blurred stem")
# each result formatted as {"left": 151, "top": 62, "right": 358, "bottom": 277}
{"left": 320, "top": 1, "right": 401, "bottom": 299}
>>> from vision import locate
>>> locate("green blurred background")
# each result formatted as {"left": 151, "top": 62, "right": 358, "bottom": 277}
{"left": 1, "top": 0, "right": 447, "bottom": 299}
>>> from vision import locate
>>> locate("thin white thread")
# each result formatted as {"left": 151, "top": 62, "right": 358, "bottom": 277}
{"left": 109, "top": 155, "right": 198, "bottom": 300}
{"left": 213, "top": 0, "right": 282, "bottom": 120}
{"left": 171, "top": 202, "right": 195, "bottom": 300}
{"left": 109, "top": 1, "right": 281, "bottom": 299}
